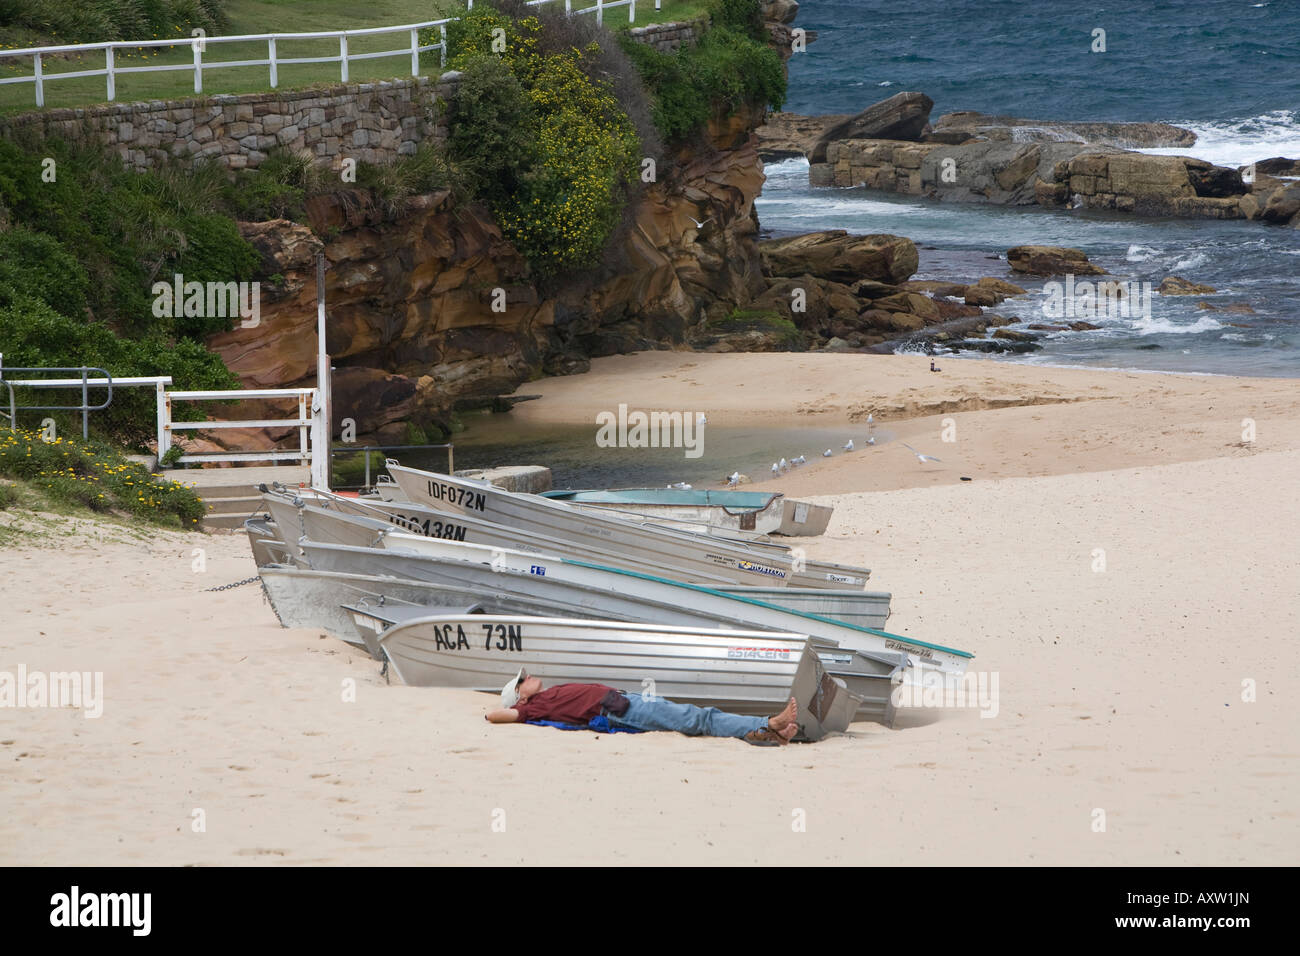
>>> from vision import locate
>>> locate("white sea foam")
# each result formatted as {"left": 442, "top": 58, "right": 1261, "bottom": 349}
{"left": 1130, "top": 313, "right": 1225, "bottom": 335}
{"left": 1138, "top": 110, "right": 1300, "bottom": 167}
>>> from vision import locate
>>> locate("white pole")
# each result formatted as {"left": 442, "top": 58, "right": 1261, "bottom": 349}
{"left": 157, "top": 386, "right": 171, "bottom": 462}
{"left": 440, "top": 24, "right": 447, "bottom": 67}
{"left": 193, "top": 39, "right": 202, "bottom": 93}
{"left": 339, "top": 34, "right": 349, "bottom": 83}
{"left": 314, "top": 254, "right": 331, "bottom": 490}
{"left": 106, "top": 46, "right": 115, "bottom": 101}
{"left": 629, "top": 0, "right": 635, "bottom": 24}
{"left": 597, "top": 0, "right": 603, "bottom": 26}
{"left": 410, "top": 28, "right": 419, "bottom": 76}
{"left": 269, "top": 37, "right": 278, "bottom": 88}
{"left": 33, "top": 52, "right": 43, "bottom": 107}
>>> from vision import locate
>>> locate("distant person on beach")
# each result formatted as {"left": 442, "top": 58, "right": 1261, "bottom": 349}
{"left": 485, "top": 669, "right": 799, "bottom": 746}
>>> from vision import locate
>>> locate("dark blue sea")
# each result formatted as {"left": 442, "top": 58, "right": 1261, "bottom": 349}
{"left": 755, "top": 0, "right": 1300, "bottom": 376}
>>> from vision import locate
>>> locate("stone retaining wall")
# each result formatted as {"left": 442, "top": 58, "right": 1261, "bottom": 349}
{"left": 0, "top": 77, "right": 441, "bottom": 172}
{"left": 625, "top": 20, "right": 700, "bottom": 52}
{"left": 0, "top": 21, "right": 703, "bottom": 172}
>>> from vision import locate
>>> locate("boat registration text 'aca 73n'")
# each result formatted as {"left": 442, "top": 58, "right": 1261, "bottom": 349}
{"left": 425, "top": 480, "right": 486, "bottom": 512}
{"left": 431, "top": 622, "right": 523, "bottom": 651}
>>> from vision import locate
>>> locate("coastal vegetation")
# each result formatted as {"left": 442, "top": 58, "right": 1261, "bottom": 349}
{"left": 439, "top": 2, "right": 647, "bottom": 277}
{"left": 0, "top": 426, "right": 206, "bottom": 527}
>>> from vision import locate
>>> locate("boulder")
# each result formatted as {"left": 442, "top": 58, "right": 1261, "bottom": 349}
{"left": 975, "top": 276, "right": 1028, "bottom": 296}
{"left": 1186, "top": 161, "right": 1246, "bottom": 198}
{"left": 992, "top": 328, "right": 1037, "bottom": 342}
{"left": 808, "top": 92, "right": 934, "bottom": 163}
{"left": 1158, "top": 276, "right": 1216, "bottom": 296}
{"left": 964, "top": 286, "right": 1002, "bottom": 306}
{"left": 1261, "top": 182, "right": 1300, "bottom": 224}
{"left": 900, "top": 280, "right": 969, "bottom": 297}
{"left": 760, "top": 231, "right": 918, "bottom": 284}
{"left": 1006, "top": 245, "right": 1106, "bottom": 276}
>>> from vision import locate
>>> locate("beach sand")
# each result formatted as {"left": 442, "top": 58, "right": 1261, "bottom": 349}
{"left": 2, "top": 353, "right": 1297, "bottom": 865}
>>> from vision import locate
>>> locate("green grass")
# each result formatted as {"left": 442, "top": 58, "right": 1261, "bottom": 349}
{"left": 0, "top": 0, "right": 705, "bottom": 114}
{"left": 707, "top": 308, "right": 802, "bottom": 344}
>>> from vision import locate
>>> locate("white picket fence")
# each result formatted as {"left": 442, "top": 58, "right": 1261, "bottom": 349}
{"left": 0, "top": 0, "right": 650, "bottom": 108}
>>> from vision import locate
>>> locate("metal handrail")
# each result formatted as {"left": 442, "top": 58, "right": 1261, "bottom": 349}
{"left": 0, "top": 363, "right": 113, "bottom": 440}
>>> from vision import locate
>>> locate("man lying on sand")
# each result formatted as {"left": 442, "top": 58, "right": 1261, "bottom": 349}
{"left": 485, "top": 669, "right": 800, "bottom": 746}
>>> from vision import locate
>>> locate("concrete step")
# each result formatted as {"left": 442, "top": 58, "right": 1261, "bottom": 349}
{"left": 205, "top": 512, "right": 257, "bottom": 531}
{"left": 204, "top": 495, "right": 264, "bottom": 517}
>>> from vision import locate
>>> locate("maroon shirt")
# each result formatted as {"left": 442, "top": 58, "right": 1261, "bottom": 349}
{"left": 514, "top": 683, "right": 617, "bottom": 725}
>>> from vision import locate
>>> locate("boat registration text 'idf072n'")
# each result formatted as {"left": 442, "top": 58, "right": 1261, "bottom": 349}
{"left": 425, "top": 480, "right": 486, "bottom": 512}
{"left": 431, "top": 622, "right": 524, "bottom": 651}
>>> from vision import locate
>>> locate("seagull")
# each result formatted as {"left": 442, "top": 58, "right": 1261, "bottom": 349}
{"left": 791, "top": 455, "right": 806, "bottom": 466}
{"left": 901, "top": 442, "right": 942, "bottom": 464}
{"left": 779, "top": 457, "right": 788, "bottom": 472}
{"left": 727, "top": 471, "right": 741, "bottom": 487}
{"left": 866, "top": 436, "right": 876, "bottom": 446}
{"left": 823, "top": 449, "right": 833, "bottom": 458}
{"left": 771, "top": 462, "right": 780, "bottom": 474}
{"left": 688, "top": 216, "right": 712, "bottom": 230}
{"left": 843, "top": 439, "right": 854, "bottom": 451}
{"left": 670, "top": 482, "right": 692, "bottom": 490}
{"left": 866, "top": 414, "right": 875, "bottom": 426}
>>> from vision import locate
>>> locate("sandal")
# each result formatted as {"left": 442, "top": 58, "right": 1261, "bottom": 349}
{"left": 742, "top": 728, "right": 788, "bottom": 747}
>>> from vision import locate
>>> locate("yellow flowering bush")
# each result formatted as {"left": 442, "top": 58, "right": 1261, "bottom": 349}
{"left": 0, "top": 428, "right": 205, "bottom": 528}
{"left": 437, "top": 9, "right": 642, "bottom": 277}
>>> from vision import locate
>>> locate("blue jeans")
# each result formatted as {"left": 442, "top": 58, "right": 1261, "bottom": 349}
{"left": 606, "top": 692, "right": 768, "bottom": 739}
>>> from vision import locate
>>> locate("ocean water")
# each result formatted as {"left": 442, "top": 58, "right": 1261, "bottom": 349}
{"left": 756, "top": 0, "right": 1300, "bottom": 377}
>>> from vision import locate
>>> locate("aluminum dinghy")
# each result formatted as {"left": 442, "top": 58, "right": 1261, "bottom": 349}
{"left": 385, "top": 462, "right": 869, "bottom": 591}
{"left": 346, "top": 606, "right": 881, "bottom": 732}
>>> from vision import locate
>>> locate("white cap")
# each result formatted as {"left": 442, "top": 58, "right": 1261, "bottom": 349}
{"left": 500, "top": 668, "right": 528, "bottom": 709}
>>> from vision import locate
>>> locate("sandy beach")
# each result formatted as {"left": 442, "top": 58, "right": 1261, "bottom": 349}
{"left": 2, "top": 352, "right": 1297, "bottom": 865}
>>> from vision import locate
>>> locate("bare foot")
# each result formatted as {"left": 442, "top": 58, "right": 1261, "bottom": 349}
{"left": 767, "top": 696, "right": 798, "bottom": 733}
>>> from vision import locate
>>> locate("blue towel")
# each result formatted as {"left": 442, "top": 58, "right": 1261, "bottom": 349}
{"left": 525, "top": 716, "right": 644, "bottom": 734}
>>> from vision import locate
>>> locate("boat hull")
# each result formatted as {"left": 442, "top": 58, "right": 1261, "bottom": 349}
{"left": 386, "top": 463, "right": 868, "bottom": 590}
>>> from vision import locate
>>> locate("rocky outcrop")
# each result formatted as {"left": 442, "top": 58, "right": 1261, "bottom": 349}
{"left": 1158, "top": 276, "right": 1217, "bottom": 296}
{"left": 756, "top": 112, "right": 850, "bottom": 161}
{"left": 801, "top": 96, "right": 1298, "bottom": 224}
{"left": 1007, "top": 246, "right": 1106, "bottom": 277}
{"left": 807, "top": 92, "right": 934, "bottom": 163}
{"left": 930, "top": 112, "right": 1198, "bottom": 148}
{"left": 205, "top": 96, "right": 776, "bottom": 441}
{"left": 759, "top": 231, "right": 919, "bottom": 285}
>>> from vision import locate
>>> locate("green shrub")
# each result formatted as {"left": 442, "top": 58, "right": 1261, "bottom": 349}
{"left": 445, "top": 55, "right": 536, "bottom": 205}
{"left": 0, "top": 226, "right": 89, "bottom": 318}
{"left": 619, "top": 21, "right": 786, "bottom": 145}
{"left": 0, "top": 294, "right": 237, "bottom": 447}
{"left": 0, "top": 482, "right": 17, "bottom": 510}
{"left": 705, "top": 0, "right": 764, "bottom": 38}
